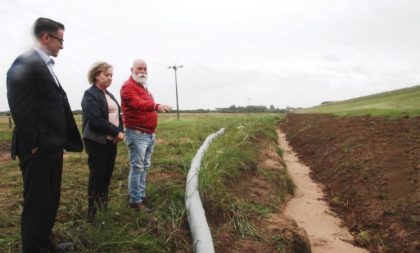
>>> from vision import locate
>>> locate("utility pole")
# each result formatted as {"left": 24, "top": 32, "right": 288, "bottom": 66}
{"left": 168, "top": 64, "right": 183, "bottom": 120}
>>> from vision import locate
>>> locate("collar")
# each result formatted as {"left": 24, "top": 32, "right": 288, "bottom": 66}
{"left": 33, "top": 46, "right": 54, "bottom": 66}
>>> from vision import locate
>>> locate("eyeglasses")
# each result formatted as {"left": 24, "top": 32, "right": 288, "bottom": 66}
{"left": 47, "top": 33, "right": 64, "bottom": 45}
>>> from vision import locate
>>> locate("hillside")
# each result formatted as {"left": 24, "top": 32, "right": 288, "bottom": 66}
{"left": 299, "top": 85, "right": 420, "bottom": 117}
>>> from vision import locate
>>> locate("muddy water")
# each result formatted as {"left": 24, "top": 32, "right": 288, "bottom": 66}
{"left": 278, "top": 130, "right": 369, "bottom": 253}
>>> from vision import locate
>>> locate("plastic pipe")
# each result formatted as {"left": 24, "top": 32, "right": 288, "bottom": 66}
{"left": 185, "top": 128, "right": 225, "bottom": 253}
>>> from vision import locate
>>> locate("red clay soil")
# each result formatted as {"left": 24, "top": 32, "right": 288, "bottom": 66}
{"left": 280, "top": 113, "right": 420, "bottom": 253}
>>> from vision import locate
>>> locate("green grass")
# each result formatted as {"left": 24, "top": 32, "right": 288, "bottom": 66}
{"left": 299, "top": 84, "right": 420, "bottom": 117}
{"left": 0, "top": 116, "right": 13, "bottom": 142}
{"left": 198, "top": 114, "right": 293, "bottom": 239}
{"left": 0, "top": 113, "right": 290, "bottom": 252}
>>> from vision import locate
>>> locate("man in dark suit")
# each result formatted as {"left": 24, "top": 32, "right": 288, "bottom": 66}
{"left": 6, "top": 17, "right": 83, "bottom": 253}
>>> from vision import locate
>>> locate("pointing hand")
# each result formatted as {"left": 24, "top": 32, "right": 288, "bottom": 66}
{"left": 157, "top": 104, "right": 172, "bottom": 112}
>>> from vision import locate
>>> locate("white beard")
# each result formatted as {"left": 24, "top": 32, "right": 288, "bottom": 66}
{"left": 132, "top": 73, "right": 147, "bottom": 84}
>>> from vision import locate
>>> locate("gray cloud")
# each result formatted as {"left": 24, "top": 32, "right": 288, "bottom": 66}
{"left": 2, "top": 0, "right": 420, "bottom": 111}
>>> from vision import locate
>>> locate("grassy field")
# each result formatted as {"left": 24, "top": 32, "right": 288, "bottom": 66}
{"left": 0, "top": 116, "right": 13, "bottom": 142}
{"left": 298, "top": 85, "right": 420, "bottom": 117}
{"left": 0, "top": 112, "right": 287, "bottom": 252}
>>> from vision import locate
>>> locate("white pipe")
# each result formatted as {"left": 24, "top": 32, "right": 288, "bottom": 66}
{"left": 185, "top": 128, "right": 225, "bottom": 253}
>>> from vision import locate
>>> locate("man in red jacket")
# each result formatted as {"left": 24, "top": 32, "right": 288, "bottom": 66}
{"left": 120, "top": 59, "right": 172, "bottom": 210}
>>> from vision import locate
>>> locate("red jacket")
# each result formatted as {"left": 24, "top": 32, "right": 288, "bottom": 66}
{"left": 120, "top": 77, "right": 160, "bottom": 134}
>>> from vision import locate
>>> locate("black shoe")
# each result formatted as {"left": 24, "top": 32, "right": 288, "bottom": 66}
{"left": 87, "top": 210, "right": 96, "bottom": 223}
{"left": 128, "top": 202, "right": 142, "bottom": 211}
{"left": 50, "top": 242, "right": 74, "bottom": 253}
{"left": 87, "top": 196, "right": 97, "bottom": 222}
{"left": 128, "top": 202, "right": 152, "bottom": 212}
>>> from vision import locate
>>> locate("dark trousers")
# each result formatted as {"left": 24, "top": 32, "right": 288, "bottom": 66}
{"left": 17, "top": 147, "right": 63, "bottom": 253}
{"left": 84, "top": 139, "right": 117, "bottom": 199}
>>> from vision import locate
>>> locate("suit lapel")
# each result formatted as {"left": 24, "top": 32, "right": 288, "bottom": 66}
{"left": 32, "top": 49, "right": 62, "bottom": 90}
{"left": 41, "top": 63, "right": 61, "bottom": 89}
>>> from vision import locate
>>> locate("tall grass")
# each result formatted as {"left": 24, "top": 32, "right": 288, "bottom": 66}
{"left": 0, "top": 116, "right": 13, "bottom": 142}
{"left": 198, "top": 114, "right": 292, "bottom": 239}
{"left": 0, "top": 113, "right": 289, "bottom": 252}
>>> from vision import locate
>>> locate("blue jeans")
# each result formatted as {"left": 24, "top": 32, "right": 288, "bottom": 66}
{"left": 125, "top": 129, "right": 155, "bottom": 204}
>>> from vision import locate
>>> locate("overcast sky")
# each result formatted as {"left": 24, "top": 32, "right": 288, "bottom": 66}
{"left": 1, "top": 0, "right": 420, "bottom": 111}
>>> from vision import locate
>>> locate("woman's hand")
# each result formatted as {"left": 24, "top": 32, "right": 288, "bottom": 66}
{"left": 114, "top": 132, "right": 124, "bottom": 143}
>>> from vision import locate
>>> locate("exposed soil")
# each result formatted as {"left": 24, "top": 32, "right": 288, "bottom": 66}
{"left": 280, "top": 113, "right": 420, "bottom": 253}
{"left": 0, "top": 141, "right": 11, "bottom": 163}
{"left": 210, "top": 140, "right": 311, "bottom": 253}
{"left": 279, "top": 130, "right": 368, "bottom": 253}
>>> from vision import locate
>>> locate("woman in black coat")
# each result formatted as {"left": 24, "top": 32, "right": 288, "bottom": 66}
{"left": 81, "top": 61, "right": 124, "bottom": 222}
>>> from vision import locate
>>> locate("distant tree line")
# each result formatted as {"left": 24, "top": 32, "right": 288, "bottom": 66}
{"left": 214, "top": 105, "right": 286, "bottom": 113}
{"left": 0, "top": 104, "right": 302, "bottom": 117}
{"left": 75, "top": 105, "right": 293, "bottom": 114}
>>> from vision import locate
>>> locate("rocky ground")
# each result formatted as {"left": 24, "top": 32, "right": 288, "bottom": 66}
{"left": 280, "top": 113, "right": 420, "bottom": 253}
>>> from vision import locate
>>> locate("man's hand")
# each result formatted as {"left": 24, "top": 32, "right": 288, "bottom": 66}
{"left": 157, "top": 104, "right": 172, "bottom": 113}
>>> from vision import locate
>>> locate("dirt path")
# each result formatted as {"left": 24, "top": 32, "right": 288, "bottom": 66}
{"left": 278, "top": 130, "right": 369, "bottom": 253}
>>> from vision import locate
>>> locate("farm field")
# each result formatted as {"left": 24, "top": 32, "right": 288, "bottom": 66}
{"left": 3, "top": 82, "right": 419, "bottom": 253}
{"left": 281, "top": 113, "right": 420, "bottom": 253}
{"left": 0, "top": 113, "right": 309, "bottom": 253}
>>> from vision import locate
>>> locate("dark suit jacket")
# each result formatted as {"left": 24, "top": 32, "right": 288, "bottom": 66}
{"left": 6, "top": 49, "right": 83, "bottom": 159}
{"left": 81, "top": 85, "right": 123, "bottom": 144}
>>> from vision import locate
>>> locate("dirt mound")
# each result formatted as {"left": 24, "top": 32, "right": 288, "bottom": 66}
{"left": 280, "top": 114, "right": 420, "bottom": 253}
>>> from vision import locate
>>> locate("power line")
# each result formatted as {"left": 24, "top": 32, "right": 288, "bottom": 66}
{"left": 2, "top": 0, "right": 170, "bottom": 67}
